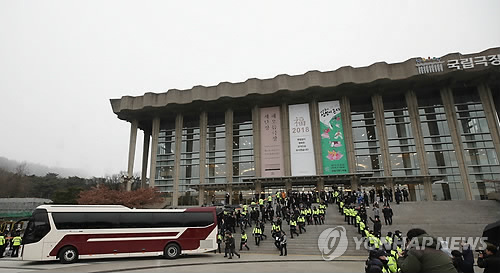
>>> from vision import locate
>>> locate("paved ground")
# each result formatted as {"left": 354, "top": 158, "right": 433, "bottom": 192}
{"left": 0, "top": 254, "right": 365, "bottom": 273}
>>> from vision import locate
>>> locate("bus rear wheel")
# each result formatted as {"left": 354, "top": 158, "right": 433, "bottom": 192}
{"left": 164, "top": 243, "right": 180, "bottom": 259}
{"left": 59, "top": 246, "right": 78, "bottom": 264}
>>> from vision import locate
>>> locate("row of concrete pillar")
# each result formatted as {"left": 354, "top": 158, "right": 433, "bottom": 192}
{"left": 125, "top": 84, "right": 500, "bottom": 204}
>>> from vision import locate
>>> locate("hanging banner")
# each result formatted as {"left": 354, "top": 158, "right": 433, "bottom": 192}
{"left": 318, "top": 101, "right": 349, "bottom": 174}
{"left": 260, "top": 107, "right": 284, "bottom": 177}
{"left": 288, "top": 104, "right": 316, "bottom": 176}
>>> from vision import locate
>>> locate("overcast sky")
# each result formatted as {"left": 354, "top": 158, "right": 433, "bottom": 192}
{"left": 1, "top": 0, "right": 499, "bottom": 178}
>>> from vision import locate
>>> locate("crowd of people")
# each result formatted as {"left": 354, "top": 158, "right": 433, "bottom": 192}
{"left": 216, "top": 190, "right": 333, "bottom": 258}
{"left": 0, "top": 230, "right": 22, "bottom": 258}
{"left": 332, "top": 188, "right": 500, "bottom": 273}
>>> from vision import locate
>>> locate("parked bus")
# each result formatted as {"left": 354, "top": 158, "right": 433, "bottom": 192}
{"left": 20, "top": 205, "right": 217, "bottom": 263}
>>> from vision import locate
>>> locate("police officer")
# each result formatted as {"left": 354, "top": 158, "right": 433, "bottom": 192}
{"left": 318, "top": 206, "right": 325, "bottom": 225}
{"left": 297, "top": 215, "right": 306, "bottom": 234}
{"left": 216, "top": 232, "right": 223, "bottom": 253}
{"left": 252, "top": 225, "right": 262, "bottom": 246}
{"left": 0, "top": 232, "right": 5, "bottom": 258}
{"left": 11, "top": 233, "right": 22, "bottom": 257}
{"left": 240, "top": 230, "right": 249, "bottom": 251}
{"left": 289, "top": 218, "right": 299, "bottom": 238}
{"left": 365, "top": 250, "right": 390, "bottom": 273}
{"left": 313, "top": 206, "right": 320, "bottom": 225}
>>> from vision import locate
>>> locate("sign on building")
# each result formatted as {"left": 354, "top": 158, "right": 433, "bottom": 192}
{"left": 288, "top": 104, "right": 316, "bottom": 176}
{"left": 318, "top": 101, "right": 349, "bottom": 174}
{"left": 260, "top": 107, "right": 284, "bottom": 177}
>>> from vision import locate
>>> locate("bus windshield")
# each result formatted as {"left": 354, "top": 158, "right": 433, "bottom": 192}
{"left": 23, "top": 209, "right": 51, "bottom": 245}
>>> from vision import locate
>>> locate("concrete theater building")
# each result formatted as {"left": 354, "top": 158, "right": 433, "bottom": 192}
{"left": 111, "top": 47, "right": 500, "bottom": 207}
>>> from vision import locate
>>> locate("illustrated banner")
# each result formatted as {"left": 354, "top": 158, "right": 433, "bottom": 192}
{"left": 288, "top": 104, "right": 316, "bottom": 176}
{"left": 318, "top": 101, "right": 349, "bottom": 174}
{"left": 260, "top": 107, "right": 284, "bottom": 177}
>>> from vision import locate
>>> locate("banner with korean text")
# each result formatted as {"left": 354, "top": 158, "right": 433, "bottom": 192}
{"left": 318, "top": 101, "right": 349, "bottom": 174}
{"left": 288, "top": 104, "right": 316, "bottom": 176}
{"left": 260, "top": 107, "right": 284, "bottom": 177}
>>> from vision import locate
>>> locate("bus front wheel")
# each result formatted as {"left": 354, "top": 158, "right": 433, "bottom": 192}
{"left": 164, "top": 243, "right": 180, "bottom": 259}
{"left": 59, "top": 246, "right": 79, "bottom": 264}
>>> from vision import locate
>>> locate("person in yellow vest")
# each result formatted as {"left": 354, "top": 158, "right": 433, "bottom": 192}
{"left": 383, "top": 232, "right": 393, "bottom": 251}
{"left": 252, "top": 226, "right": 262, "bottom": 246}
{"left": 216, "top": 232, "right": 223, "bottom": 253}
{"left": 339, "top": 200, "right": 344, "bottom": 214}
{"left": 271, "top": 221, "right": 281, "bottom": 238}
{"left": 356, "top": 213, "right": 361, "bottom": 231}
{"left": 259, "top": 198, "right": 264, "bottom": 209}
{"left": 11, "top": 234, "right": 22, "bottom": 257}
{"left": 352, "top": 208, "right": 359, "bottom": 227}
{"left": 365, "top": 250, "right": 390, "bottom": 273}
{"left": 306, "top": 207, "right": 312, "bottom": 225}
{"left": 240, "top": 230, "right": 250, "bottom": 251}
{"left": 318, "top": 207, "right": 325, "bottom": 225}
{"left": 289, "top": 218, "right": 299, "bottom": 238}
{"left": 0, "top": 232, "right": 5, "bottom": 258}
{"left": 297, "top": 215, "right": 306, "bottom": 234}
{"left": 359, "top": 220, "right": 366, "bottom": 236}
{"left": 313, "top": 206, "right": 320, "bottom": 225}
{"left": 386, "top": 248, "right": 399, "bottom": 273}
{"left": 343, "top": 206, "right": 348, "bottom": 222}
{"left": 267, "top": 195, "right": 272, "bottom": 205}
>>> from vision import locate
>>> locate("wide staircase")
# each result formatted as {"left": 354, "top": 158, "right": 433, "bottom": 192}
{"left": 231, "top": 200, "right": 500, "bottom": 257}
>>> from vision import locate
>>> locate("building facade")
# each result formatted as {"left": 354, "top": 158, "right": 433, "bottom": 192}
{"left": 111, "top": 47, "right": 500, "bottom": 206}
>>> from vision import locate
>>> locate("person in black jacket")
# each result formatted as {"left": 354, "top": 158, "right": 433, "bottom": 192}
{"left": 370, "top": 216, "right": 382, "bottom": 237}
{"left": 365, "top": 250, "right": 389, "bottom": 273}
{"left": 478, "top": 243, "right": 500, "bottom": 273}
{"left": 382, "top": 205, "right": 393, "bottom": 225}
{"left": 227, "top": 233, "right": 240, "bottom": 259}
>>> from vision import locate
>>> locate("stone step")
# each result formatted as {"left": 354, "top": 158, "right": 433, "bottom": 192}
{"left": 222, "top": 200, "right": 500, "bottom": 256}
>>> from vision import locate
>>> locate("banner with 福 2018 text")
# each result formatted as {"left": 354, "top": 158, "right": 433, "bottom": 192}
{"left": 260, "top": 107, "right": 284, "bottom": 177}
{"left": 288, "top": 104, "right": 316, "bottom": 176}
{"left": 318, "top": 101, "right": 349, "bottom": 174}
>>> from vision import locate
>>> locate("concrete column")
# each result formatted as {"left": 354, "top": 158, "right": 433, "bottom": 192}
{"left": 255, "top": 181, "right": 262, "bottom": 195}
{"left": 478, "top": 84, "right": 500, "bottom": 164}
{"left": 285, "top": 179, "right": 292, "bottom": 192}
{"left": 317, "top": 177, "right": 325, "bottom": 191}
{"left": 199, "top": 112, "right": 208, "bottom": 206}
{"left": 310, "top": 100, "right": 322, "bottom": 175}
{"left": 372, "top": 94, "right": 392, "bottom": 176}
{"left": 141, "top": 130, "right": 150, "bottom": 188}
{"left": 341, "top": 96, "right": 356, "bottom": 174}
{"left": 423, "top": 177, "right": 433, "bottom": 201}
{"left": 351, "top": 175, "right": 359, "bottom": 191}
{"left": 385, "top": 177, "right": 395, "bottom": 201}
{"left": 441, "top": 87, "right": 473, "bottom": 200}
{"left": 252, "top": 106, "right": 262, "bottom": 178}
{"left": 225, "top": 109, "right": 234, "bottom": 205}
{"left": 281, "top": 103, "right": 292, "bottom": 176}
{"left": 172, "top": 114, "right": 183, "bottom": 207}
{"left": 126, "top": 120, "right": 138, "bottom": 191}
{"left": 406, "top": 90, "right": 433, "bottom": 201}
{"left": 149, "top": 118, "right": 160, "bottom": 189}
{"left": 199, "top": 186, "right": 205, "bottom": 206}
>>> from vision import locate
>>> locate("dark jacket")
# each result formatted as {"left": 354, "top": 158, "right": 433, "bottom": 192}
{"left": 365, "top": 257, "right": 388, "bottom": 273}
{"left": 478, "top": 252, "right": 500, "bottom": 273}
{"left": 397, "top": 234, "right": 457, "bottom": 273}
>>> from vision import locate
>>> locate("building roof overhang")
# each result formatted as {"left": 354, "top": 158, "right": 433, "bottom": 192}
{"left": 110, "top": 47, "right": 500, "bottom": 127}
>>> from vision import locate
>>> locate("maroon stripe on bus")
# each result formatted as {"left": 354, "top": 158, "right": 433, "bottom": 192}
{"left": 48, "top": 225, "right": 215, "bottom": 257}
